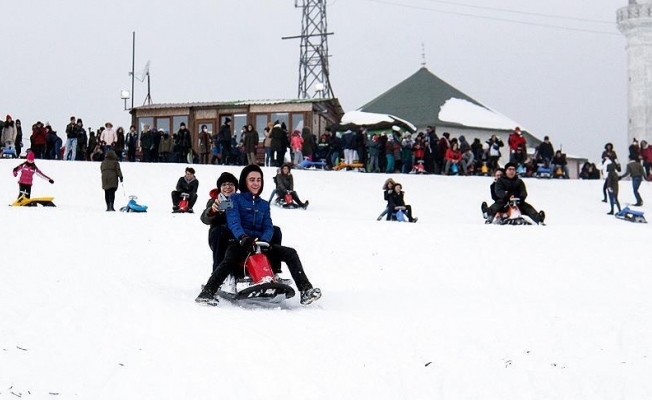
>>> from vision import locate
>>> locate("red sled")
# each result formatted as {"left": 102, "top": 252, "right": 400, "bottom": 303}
{"left": 217, "top": 242, "right": 296, "bottom": 303}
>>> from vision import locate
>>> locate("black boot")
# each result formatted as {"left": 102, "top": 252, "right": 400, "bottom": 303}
{"left": 109, "top": 202, "right": 115, "bottom": 212}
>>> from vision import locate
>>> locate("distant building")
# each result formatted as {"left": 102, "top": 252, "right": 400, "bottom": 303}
{"left": 129, "top": 98, "right": 343, "bottom": 158}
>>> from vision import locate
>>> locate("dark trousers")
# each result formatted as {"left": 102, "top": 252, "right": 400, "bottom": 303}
{"left": 104, "top": 188, "right": 117, "bottom": 210}
{"left": 209, "top": 226, "right": 283, "bottom": 273}
{"left": 18, "top": 183, "right": 32, "bottom": 199}
{"left": 489, "top": 199, "right": 539, "bottom": 222}
{"left": 204, "top": 242, "right": 312, "bottom": 294}
{"left": 171, "top": 191, "right": 197, "bottom": 209}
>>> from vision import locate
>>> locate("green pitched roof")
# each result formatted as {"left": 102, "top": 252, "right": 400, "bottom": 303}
{"left": 359, "top": 67, "right": 491, "bottom": 129}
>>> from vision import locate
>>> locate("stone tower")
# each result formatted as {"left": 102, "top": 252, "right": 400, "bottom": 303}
{"left": 617, "top": 0, "right": 652, "bottom": 146}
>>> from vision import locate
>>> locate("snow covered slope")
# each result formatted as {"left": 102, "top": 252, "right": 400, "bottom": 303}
{"left": 0, "top": 159, "right": 650, "bottom": 399}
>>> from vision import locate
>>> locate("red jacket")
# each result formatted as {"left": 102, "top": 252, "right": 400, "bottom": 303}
{"left": 640, "top": 145, "right": 652, "bottom": 163}
{"left": 31, "top": 127, "right": 47, "bottom": 145}
{"left": 508, "top": 133, "right": 526, "bottom": 152}
{"left": 445, "top": 148, "right": 462, "bottom": 161}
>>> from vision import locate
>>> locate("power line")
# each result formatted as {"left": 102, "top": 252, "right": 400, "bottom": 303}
{"left": 365, "top": 0, "right": 620, "bottom": 36}
{"left": 418, "top": 0, "right": 614, "bottom": 25}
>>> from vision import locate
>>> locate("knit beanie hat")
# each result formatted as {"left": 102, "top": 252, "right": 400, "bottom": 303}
{"left": 216, "top": 172, "right": 238, "bottom": 191}
{"left": 27, "top": 152, "right": 35, "bottom": 162}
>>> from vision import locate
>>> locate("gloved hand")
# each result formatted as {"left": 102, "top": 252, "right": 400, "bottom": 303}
{"left": 13, "top": 171, "right": 17, "bottom": 177}
{"left": 239, "top": 235, "right": 255, "bottom": 249}
{"left": 49, "top": 179, "right": 54, "bottom": 184}
{"left": 119, "top": 177, "right": 123, "bottom": 183}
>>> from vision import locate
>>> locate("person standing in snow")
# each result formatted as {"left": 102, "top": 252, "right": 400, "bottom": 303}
{"left": 100, "top": 122, "right": 117, "bottom": 154}
{"left": 12, "top": 151, "right": 54, "bottom": 199}
{"left": 620, "top": 155, "right": 647, "bottom": 207}
{"left": 601, "top": 143, "right": 619, "bottom": 203}
{"left": 100, "top": 150, "right": 123, "bottom": 212}
{"left": 195, "top": 164, "right": 321, "bottom": 306}
{"left": 605, "top": 161, "right": 621, "bottom": 215}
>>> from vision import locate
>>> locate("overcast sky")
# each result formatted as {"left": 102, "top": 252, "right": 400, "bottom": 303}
{"left": 2, "top": 0, "right": 628, "bottom": 161}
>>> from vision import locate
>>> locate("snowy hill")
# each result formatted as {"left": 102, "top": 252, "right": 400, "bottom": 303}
{"left": 1, "top": 159, "right": 651, "bottom": 399}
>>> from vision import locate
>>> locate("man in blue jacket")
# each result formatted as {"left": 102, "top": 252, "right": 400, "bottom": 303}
{"left": 196, "top": 164, "right": 321, "bottom": 306}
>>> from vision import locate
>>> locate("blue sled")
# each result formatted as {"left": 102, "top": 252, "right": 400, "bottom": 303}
{"left": 615, "top": 206, "right": 646, "bottom": 223}
{"left": 120, "top": 197, "right": 148, "bottom": 213}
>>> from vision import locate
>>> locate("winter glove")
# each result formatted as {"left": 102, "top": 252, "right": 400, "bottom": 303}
{"left": 13, "top": 171, "right": 17, "bottom": 177}
{"left": 49, "top": 179, "right": 54, "bottom": 184}
{"left": 239, "top": 235, "right": 255, "bottom": 249}
{"left": 120, "top": 177, "right": 123, "bottom": 183}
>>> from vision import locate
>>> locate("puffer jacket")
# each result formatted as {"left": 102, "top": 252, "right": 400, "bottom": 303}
{"left": 226, "top": 192, "right": 273, "bottom": 242}
{"left": 100, "top": 151, "right": 123, "bottom": 190}
{"left": 275, "top": 173, "right": 294, "bottom": 192}
{"left": 13, "top": 162, "right": 52, "bottom": 185}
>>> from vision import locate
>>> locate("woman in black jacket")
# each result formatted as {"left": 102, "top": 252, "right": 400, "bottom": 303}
{"left": 387, "top": 183, "right": 418, "bottom": 222}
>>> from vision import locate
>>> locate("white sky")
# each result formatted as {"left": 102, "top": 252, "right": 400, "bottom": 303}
{"left": 2, "top": 0, "right": 627, "bottom": 160}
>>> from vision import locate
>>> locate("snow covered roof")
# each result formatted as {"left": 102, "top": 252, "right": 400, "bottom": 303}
{"left": 335, "top": 110, "right": 417, "bottom": 132}
{"left": 359, "top": 67, "right": 531, "bottom": 134}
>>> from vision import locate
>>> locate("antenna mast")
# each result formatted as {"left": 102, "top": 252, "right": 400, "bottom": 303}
{"left": 283, "top": 0, "right": 334, "bottom": 99}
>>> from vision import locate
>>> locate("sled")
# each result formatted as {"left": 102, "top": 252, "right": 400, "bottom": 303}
{"left": 10, "top": 192, "right": 56, "bottom": 207}
{"left": 333, "top": 161, "right": 365, "bottom": 171}
{"left": 216, "top": 242, "right": 296, "bottom": 304}
{"left": 273, "top": 192, "right": 301, "bottom": 209}
{"left": 173, "top": 192, "right": 192, "bottom": 213}
{"left": 119, "top": 196, "right": 148, "bottom": 212}
{"left": 615, "top": 206, "right": 647, "bottom": 223}
{"left": 535, "top": 164, "right": 552, "bottom": 179}
{"left": 2, "top": 146, "right": 18, "bottom": 159}
{"left": 483, "top": 198, "right": 532, "bottom": 225}
{"left": 298, "top": 159, "right": 328, "bottom": 170}
{"left": 479, "top": 162, "right": 490, "bottom": 176}
{"left": 409, "top": 160, "right": 426, "bottom": 174}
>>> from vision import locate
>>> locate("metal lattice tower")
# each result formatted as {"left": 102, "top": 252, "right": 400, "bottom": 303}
{"left": 290, "top": 0, "right": 334, "bottom": 99}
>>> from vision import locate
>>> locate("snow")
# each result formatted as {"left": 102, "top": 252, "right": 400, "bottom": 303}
{"left": 341, "top": 110, "right": 417, "bottom": 131}
{"left": 1, "top": 159, "right": 651, "bottom": 399}
{"left": 439, "top": 98, "right": 524, "bottom": 131}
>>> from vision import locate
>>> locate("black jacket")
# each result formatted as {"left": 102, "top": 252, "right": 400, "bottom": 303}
{"left": 494, "top": 176, "right": 527, "bottom": 201}
{"left": 175, "top": 176, "right": 199, "bottom": 195}
{"left": 387, "top": 190, "right": 407, "bottom": 210}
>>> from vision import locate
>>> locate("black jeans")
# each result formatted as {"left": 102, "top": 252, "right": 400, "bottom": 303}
{"left": 209, "top": 226, "right": 283, "bottom": 273}
{"left": 204, "top": 242, "right": 312, "bottom": 293}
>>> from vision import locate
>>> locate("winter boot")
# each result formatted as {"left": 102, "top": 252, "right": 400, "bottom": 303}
{"left": 537, "top": 210, "right": 546, "bottom": 225}
{"left": 109, "top": 202, "right": 115, "bottom": 212}
{"left": 106, "top": 201, "right": 111, "bottom": 212}
{"left": 300, "top": 287, "right": 322, "bottom": 305}
{"left": 301, "top": 200, "right": 309, "bottom": 210}
{"left": 195, "top": 289, "right": 218, "bottom": 306}
{"left": 481, "top": 201, "right": 489, "bottom": 219}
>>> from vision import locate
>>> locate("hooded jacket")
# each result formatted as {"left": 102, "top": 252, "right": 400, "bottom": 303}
{"left": 226, "top": 165, "right": 273, "bottom": 241}
{"left": 100, "top": 151, "right": 123, "bottom": 190}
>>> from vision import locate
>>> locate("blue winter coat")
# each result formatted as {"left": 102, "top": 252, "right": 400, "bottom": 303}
{"left": 226, "top": 192, "right": 274, "bottom": 242}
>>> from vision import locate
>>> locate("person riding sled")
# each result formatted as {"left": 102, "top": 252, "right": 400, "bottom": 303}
{"left": 200, "top": 171, "right": 284, "bottom": 274}
{"left": 485, "top": 162, "right": 545, "bottom": 225}
{"left": 272, "top": 163, "right": 309, "bottom": 209}
{"left": 12, "top": 151, "right": 54, "bottom": 199}
{"left": 172, "top": 167, "right": 199, "bottom": 213}
{"left": 196, "top": 165, "right": 321, "bottom": 306}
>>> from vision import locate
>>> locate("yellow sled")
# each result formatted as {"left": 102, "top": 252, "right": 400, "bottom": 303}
{"left": 10, "top": 193, "right": 56, "bottom": 207}
{"left": 333, "top": 161, "right": 365, "bottom": 171}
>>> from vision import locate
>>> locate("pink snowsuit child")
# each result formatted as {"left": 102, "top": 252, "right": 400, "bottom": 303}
{"left": 290, "top": 131, "right": 304, "bottom": 165}
{"left": 12, "top": 152, "right": 54, "bottom": 198}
